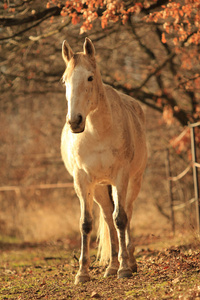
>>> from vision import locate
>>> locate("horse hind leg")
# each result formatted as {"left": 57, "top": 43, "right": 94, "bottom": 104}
{"left": 126, "top": 223, "right": 137, "bottom": 273}
{"left": 126, "top": 174, "right": 144, "bottom": 273}
{"left": 94, "top": 185, "right": 119, "bottom": 277}
{"left": 112, "top": 171, "right": 133, "bottom": 279}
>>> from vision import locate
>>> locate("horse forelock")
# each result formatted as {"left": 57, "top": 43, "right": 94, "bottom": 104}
{"left": 63, "top": 52, "right": 96, "bottom": 82}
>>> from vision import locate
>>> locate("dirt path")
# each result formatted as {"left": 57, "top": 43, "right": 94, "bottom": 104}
{"left": 0, "top": 235, "right": 200, "bottom": 299}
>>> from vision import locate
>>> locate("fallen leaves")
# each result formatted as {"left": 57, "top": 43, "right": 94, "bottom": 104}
{"left": 91, "top": 291, "right": 101, "bottom": 298}
{"left": 0, "top": 240, "right": 200, "bottom": 299}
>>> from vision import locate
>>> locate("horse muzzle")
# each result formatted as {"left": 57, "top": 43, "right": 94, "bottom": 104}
{"left": 67, "top": 114, "right": 85, "bottom": 133}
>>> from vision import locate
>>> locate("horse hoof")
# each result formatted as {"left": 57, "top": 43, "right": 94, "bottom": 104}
{"left": 75, "top": 274, "right": 90, "bottom": 285}
{"left": 118, "top": 268, "right": 132, "bottom": 279}
{"left": 104, "top": 267, "right": 118, "bottom": 277}
{"left": 130, "top": 263, "right": 137, "bottom": 273}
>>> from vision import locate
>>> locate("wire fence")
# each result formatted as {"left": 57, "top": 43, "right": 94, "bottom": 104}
{"left": 167, "top": 121, "right": 200, "bottom": 235}
{"left": 0, "top": 182, "right": 73, "bottom": 193}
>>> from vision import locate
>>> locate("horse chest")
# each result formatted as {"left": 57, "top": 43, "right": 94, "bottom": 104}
{"left": 74, "top": 140, "right": 119, "bottom": 180}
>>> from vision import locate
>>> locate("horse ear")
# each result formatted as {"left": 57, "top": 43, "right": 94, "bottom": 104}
{"left": 62, "top": 40, "right": 74, "bottom": 64}
{"left": 83, "top": 37, "right": 95, "bottom": 58}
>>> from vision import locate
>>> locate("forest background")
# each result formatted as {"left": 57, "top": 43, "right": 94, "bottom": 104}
{"left": 0, "top": 0, "right": 199, "bottom": 241}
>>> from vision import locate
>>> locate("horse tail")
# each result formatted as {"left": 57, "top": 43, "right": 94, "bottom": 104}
{"left": 97, "top": 185, "right": 113, "bottom": 265}
{"left": 97, "top": 207, "right": 110, "bottom": 265}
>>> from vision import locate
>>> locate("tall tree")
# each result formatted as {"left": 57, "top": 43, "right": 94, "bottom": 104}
{"left": 1, "top": 0, "right": 199, "bottom": 129}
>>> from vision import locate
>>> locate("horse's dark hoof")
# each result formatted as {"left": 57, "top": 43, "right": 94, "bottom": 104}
{"left": 75, "top": 273, "right": 90, "bottom": 284}
{"left": 131, "top": 263, "right": 137, "bottom": 273}
{"left": 104, "top": 266, "right": 118, "bottom": 277}
{"left": 118, "top": 268, "right": 132, "bottom": 279}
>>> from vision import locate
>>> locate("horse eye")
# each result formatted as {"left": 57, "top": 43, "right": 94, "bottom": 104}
{"left": 88, "top": 76, "right": 93, "bottom": 82}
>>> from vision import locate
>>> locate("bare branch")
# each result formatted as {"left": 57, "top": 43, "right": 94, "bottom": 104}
{"left": 0, "top": 6, "right": 63, "bottom": 27}
{"left": 29, "top": 19, "right": 71, "bottom": 41}
{"left": 128, "top": 18, "right": 156, "bottom": 60}
{"left": 137, "top": 52, "right": 176, "bottom": 90}
{"left": 0, "top": 16, "right": 50, "bottom": 41}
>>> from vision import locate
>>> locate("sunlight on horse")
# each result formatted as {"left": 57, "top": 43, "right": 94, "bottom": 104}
{"left": 61, "top": 38, "right": 147, "bottom": 284}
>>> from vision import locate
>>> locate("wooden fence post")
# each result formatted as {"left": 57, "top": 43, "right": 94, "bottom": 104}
{"left": 190, "top": 124, "right": 200, "bottom": 235}
{"left": 166, "top": 148, "right": 175, "bottom": 235}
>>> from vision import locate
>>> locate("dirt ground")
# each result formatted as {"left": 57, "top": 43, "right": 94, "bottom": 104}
{"left": 0, "top": 234, "right": 200, "bottom": 300}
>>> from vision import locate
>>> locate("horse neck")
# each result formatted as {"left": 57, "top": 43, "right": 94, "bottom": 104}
{"left": 87, "top": 71, "right": 112, "bottom": 137}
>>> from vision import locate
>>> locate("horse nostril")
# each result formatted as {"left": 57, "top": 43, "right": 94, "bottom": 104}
{"left": 77, "top": 114, "right": 83, "bottom": 125}
{"left": 67, "top": 114, "right": 83, "bottom": 131}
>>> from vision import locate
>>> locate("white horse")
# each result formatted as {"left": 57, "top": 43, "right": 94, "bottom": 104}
{"left": 61, "top": 38, "right": 147, "bottom": 284}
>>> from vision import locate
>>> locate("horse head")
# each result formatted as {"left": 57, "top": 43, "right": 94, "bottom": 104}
{"left": 62, "top": 38, "right": 98, "bottom": 133}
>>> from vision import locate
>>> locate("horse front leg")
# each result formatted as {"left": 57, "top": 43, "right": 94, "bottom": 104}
{"left": 112, "top": 172, "right": 132, "bottom": 279}
{"left": 74, "top": 172, "right": 94, "bottom": 284}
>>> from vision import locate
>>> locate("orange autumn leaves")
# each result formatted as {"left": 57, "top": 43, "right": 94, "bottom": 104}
{"left": 46, "top": 0, "right": 143, "bottom": 33}
{"left": 46, "top": 0, "right": 199, "bottom": 44}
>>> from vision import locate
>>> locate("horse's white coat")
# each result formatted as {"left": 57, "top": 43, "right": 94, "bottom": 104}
{"left": 61, "top": 38, "right": 147, "bottom": 284}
